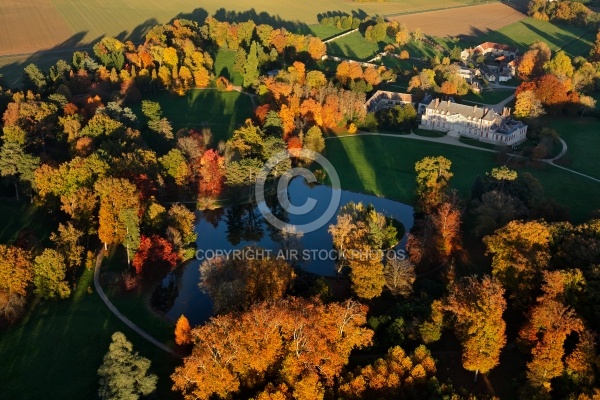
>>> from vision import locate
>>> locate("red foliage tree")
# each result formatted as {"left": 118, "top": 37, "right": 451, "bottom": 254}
{"left": 133, "top": 235, "right": 179, "bottom": 278}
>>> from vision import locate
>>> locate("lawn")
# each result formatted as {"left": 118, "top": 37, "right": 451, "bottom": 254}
{"left": 548, "top": 117, "right": 600, "bottom": 180}
{"left": 0, "top": 267, "right": 180, "bottom": 400}
{"left": 308, "top": 24, "right": 346, "bottom": 40}
{"left": 214, "top": 49, "right": 243, "bottom": 86}
{"left": 459, "top": 17, "right": 594, "bottom": 57}
{"left": 461, "top": 89, "right": 515, "bottom": 105}
{"left": 0, "top": 201, "right": 55, "bottom": 244}
{"left": 324, "top": 135, "right": 600, "bottom": 222}
{"left": 327, "top": 31, "right": 394, "bottom": 61}
{"left": 136, "top": 89, "right": 254, "bottom": 144}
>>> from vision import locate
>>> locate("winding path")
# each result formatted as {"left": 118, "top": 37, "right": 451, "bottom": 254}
{"left": 93, "top": 252, "right": 181, "bottom": 357}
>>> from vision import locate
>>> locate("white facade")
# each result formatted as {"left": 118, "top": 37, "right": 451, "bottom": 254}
{"left": 419, "top": 100, "right": 527, "bottom": 146}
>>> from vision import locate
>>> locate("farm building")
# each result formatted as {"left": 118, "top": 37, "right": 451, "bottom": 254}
{"left": 364, "top": 91, "right": 413, "bottom": 113}
{"left": 419, "top": 98, "right": 527, "bottom": 146}
{"left": 473, "top": 42, "right": 518, "bottom": 59}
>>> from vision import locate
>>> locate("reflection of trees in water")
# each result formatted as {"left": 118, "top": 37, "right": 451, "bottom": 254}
{"left": 225, "top": 204, "right": 265, "bottom": 245}
{"left": 265, "top": 194, "right": 290, "bottom": 242}
{"left": 223, "top": 193, "right": 292, "bottom": 246}
{"left": 150, "top": 271, "right": 180, "bottom": 313}
{"left": 202, "top": 208, "right": 225, "bottom": 228}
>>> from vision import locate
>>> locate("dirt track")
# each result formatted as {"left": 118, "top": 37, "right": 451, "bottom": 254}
{"left": 390, "top": 3, "right": 526, "bottom": 38}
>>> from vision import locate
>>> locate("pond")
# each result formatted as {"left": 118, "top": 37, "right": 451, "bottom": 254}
{"left": 153, "top": 177, "right": 415, "bottom": 326}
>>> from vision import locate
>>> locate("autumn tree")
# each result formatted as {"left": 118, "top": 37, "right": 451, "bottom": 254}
{"left": 339, "top": 345, "right": 437, "bottom": 399}
{"left": 198, "top": 149, "right": 225, "bottom": 198}
{"left": 445, "top": 276, "right": 507, "bottom": 381}
{"left": 98, "top": 332, "right": 157, "bottom": 400}
{"left": 132, "top": 235, "right": 179, "bottom": 278}
{"left": 329, "top": 202, "right": 397, "bottom": 299}
{"left": 171, "top": 298, "right": 372, "bottom": 400}
{"left": 95, "top": 177, "right": 140, "bottom": 250}
{"left": 174, "top": 315, "right": 192, "bottom": 345}
{"left": 415, "top": 156, "right": 453, "bottom": 213}
{"left": 428, "top": 199, "right": 462, "bottom": 261}
{"left": 519, "top": 270, "right": 585, "bottom": 394}
{"left": 0, "top": 245, "right": 33, "bottom": 322}
{"left": 50, "top": 222, "right": 84, "bottom": 270}
{"left": 544, "top": 50, "right": 574, "bottom": 83}
{"left": 484, "top": 220, "right": 551, "bottom": 306}
{"left": 514, "top": 90, "right": 546, "bottom": 119}
{"left": 33, "top": 249, "right": 71, "bottom": 299}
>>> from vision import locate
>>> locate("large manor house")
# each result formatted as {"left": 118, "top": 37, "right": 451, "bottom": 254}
{"left": 365, "top": 90, "right": 528, "bottom": 146}
{"left": 419, "top": 98, "right": 528, "bottom": 146}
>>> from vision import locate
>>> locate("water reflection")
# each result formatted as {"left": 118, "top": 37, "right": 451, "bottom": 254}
{"left": 155, "top": 177, "right": 414, "bottom": 325}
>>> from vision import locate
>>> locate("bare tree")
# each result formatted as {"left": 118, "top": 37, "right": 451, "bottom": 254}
{"left": 383, "top": 258, "right": 416, "bottom": 297}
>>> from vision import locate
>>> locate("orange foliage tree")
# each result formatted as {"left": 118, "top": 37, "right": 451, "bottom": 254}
{"left": 174, "top": 315, "right": 192, "bottom": 345}
{"left": 171, "top": 298, "right": 372, "bottom": 400}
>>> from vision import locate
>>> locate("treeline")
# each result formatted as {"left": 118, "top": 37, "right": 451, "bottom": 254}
{"left": 514, "top": 40, "right": 600, "bottom": 121}
{"left": 528, "top": 0, "right": 600, "bottom": 30}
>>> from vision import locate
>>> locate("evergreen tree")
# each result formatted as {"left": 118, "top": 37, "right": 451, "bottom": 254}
{"left": 243, "top": 41, "right": 260, "bottom": 89}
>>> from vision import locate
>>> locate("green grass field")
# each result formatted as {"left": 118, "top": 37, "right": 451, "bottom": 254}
{"left": 549, "top": 117, "right": 600, "bottom": 180}
{"left": 461, "top": 17, "right": 594, "bottom": 57}
{"left": 308, "top": 25, "right": 347, "bottom": 40}
{"left": 325, "top": 135, "right": 600, "bottom": 222}
{"left": 327, "top": 31, "right": 394, "bottom": 61}
{"left": 0, "top": 266, "right": 180, "bottom": 400}
{"left": 214, "top": 49, "right": 244, "bottom": 86}
{"left": 461, "top": 89, "right": 514, "bottom": 105}
{"left": 136, "top": 89, "right": 254, "bottom": 144}
{"left": 0, "top": 201, "right": 55, "bottom": 244}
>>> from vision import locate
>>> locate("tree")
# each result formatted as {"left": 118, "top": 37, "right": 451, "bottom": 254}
{"left": 307, "top": 37, "right": 326, "bottom": 60}
{"left": 484, "top": 220, "right": 551, "bottom": 306}
{"left": 171, "top": 298, "right": 372, "bottom": 400}
{"left": 95, "top": 178, "right": 140, "bottom": 250}
{"left": 33, "top": 249, "right": 71, "bottom": 299}
{"left": 23, "top": 64, "right": 47, "bottom": 93}
{"left": 50, "top": 222, "right": 84, "bottom": 270}
{"left": 98, "top": 332, "right": 157, "bottom": 400}
{"left": 590, "top": 29, "right": 600, "bottom": 61}
{"left": 198, "top": 149, "right": 225, "bottom": 198}
{"left": 93, "top": 38, "right": 125, "bottom": 70}
{"left": 544, "top": 50, "right": 574, "bottom": 83}
{"left": 415, "top": 156, "right": 453, "bottom": 213}
{"left": 348, "top": 257, "right": 386, "bottom": 300}
{"left": 0, "top": 142, "right": 40, "bottom": 201}
{"left": 0, "top": 245, "right": 33, "bottom": 322}
{"left": 132, "top": 235, "right": 179, "bottom": 278}
{"left": 243, "top": 41, "right": 260, "bottom": 88}
{"left": 395, "top": 27, "right": 410, "bottom": 45}
{"left": 174, "top": 315, "right": 192, "bottom": 345}
{"left": 514, "top": 90, "right": 545, "bottom": 119}
{"left": 383, "top": 258, "right": 416, "bottom": 297}
{"left": 519, "top": 270, "right": 585, "bottom": 394}
{"left": 339, "top": 345, "right": 437, "bottom": 399}
{"left": 303, "top": 125, "right": 325, "bottom": 154}
{"left": 429, "top": 200, "right": 462, "bottom": 260}
{"left": 445, "top": 276, "right": 507, "bottom": 381}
